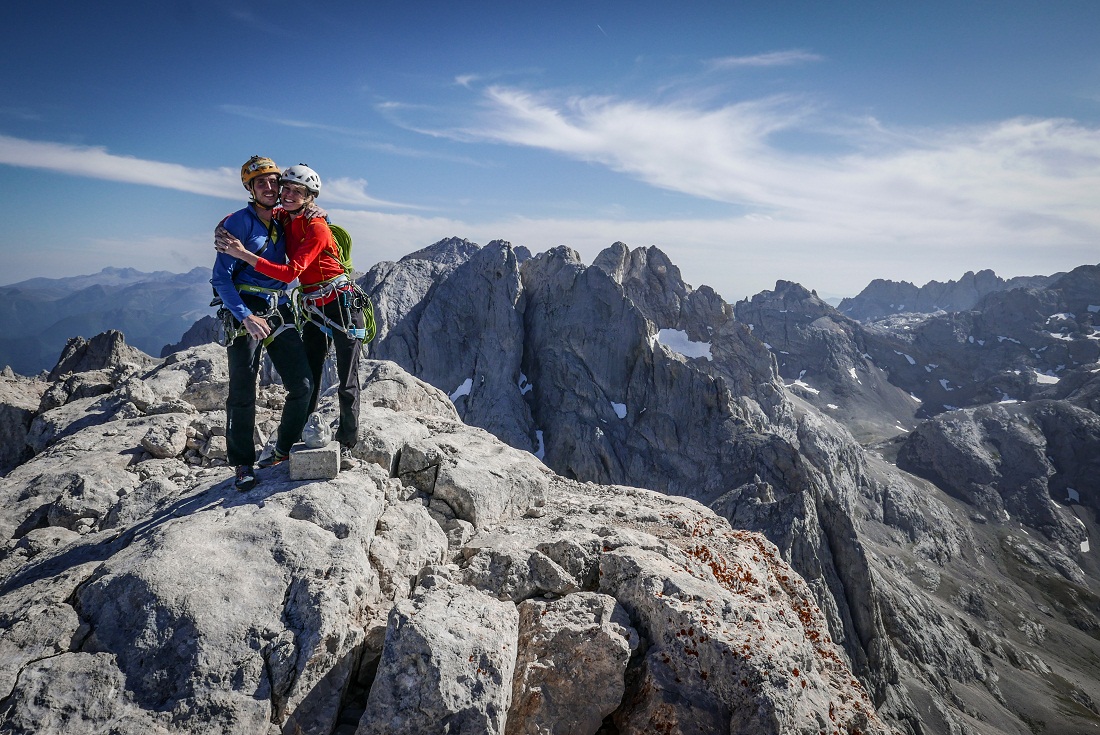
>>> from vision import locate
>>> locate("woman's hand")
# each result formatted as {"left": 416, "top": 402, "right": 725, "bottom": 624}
{"left": 214, "top": 226, "right": 253, "bottom": 263}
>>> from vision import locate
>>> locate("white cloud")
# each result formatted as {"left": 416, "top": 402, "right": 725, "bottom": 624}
{"left": 0, "top": 134, "right": 240, "bottom": 199}
{"left": 316, "top": 177, "right": 418, "bottom": 209}
{"left": 0, "top": 133, "right": 414, "bottom": 209}
{"left": 440, "top": 86, "right": 1100, "bottom": 257}
{"left": 220, "top": 104, "right": 367, "bottom": 137}
{"left": 706, "top": 50, "right": 824, "bottom": 69}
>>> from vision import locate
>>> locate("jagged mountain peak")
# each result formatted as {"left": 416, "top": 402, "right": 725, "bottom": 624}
{"left": 399, "top": 236, "right": 481, "bottom": 266}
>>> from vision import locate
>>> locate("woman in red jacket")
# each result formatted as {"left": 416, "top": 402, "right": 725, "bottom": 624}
{"left": 216, "top": 164, "right": 364, "bottom": 464}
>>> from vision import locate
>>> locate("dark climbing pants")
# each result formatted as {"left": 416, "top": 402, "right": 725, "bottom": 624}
{"left": 225, "top": 302, "right": 313, "bottom": 466}
{"left": 302, "top": 298, "right": 363, "bottom": 449}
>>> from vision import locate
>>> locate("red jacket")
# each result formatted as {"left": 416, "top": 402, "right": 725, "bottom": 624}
{"left": 253, "top": 213, "right": 344, "bottom": 300}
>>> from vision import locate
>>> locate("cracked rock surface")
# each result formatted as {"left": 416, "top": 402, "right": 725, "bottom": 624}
{"left": 0, "top": 343, "right": 889, "bottom": 735}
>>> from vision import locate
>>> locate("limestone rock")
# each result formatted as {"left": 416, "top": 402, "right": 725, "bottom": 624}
{"left": 0, "top": 351, "right": 891, "bottom": 735}
{"left": 898, "top": 400, "right": 1099, "bottom": 556}
{"left": 369, "top": 500, "right": 448, "bottom": 600}
{"left": 0, "top": 373, "right": 45, "bottom": 475}
{"left": 47, "top": 330, "right": 156, "bottom": 382}
{"left": 357, "top": 580, "right": 520, "bottom": 735}
{"left": 139, "top": 414, "right": 191, "bottom": 459}
{"left": 507, "top": 592, "right": 638, "bottom": 735}
{"left": 838, "top": 269, "right": 1055, "bottom": 321}
{"left": 397, "top": 421, "right": 550, "bottom": 530}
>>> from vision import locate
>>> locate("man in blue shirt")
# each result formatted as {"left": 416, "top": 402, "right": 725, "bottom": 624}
{"left": 211, "top": 156, "right": 313, "bottom": 491}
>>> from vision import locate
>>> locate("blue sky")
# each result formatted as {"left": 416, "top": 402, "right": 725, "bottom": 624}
{"left": 3, "top": 0, "right": 1099, "bottom": 302}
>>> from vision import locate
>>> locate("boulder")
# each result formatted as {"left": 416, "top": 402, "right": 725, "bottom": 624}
{"left": 357, "top": 580, "right": 519, "bottom": 735}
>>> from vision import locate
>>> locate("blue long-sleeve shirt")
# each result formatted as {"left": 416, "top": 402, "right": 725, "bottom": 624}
{"left": 210, "top": 205, "right": 289, "bottom": 322}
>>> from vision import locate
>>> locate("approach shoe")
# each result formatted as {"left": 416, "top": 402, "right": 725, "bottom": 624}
{"left": 235, "top": 465, "right": 257, "bottom": 492}
{"left": 340, "top": 444, "right": 358, "bottom": 471}
{"left": 256, "top": 448, "right": 289, "bottom": 469}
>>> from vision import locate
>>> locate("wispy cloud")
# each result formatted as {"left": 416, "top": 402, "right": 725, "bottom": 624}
{"left": 0, "top": 134, "right": 240, "bottom": 198}
{"left": 706, "top": 50, "right": 824, "bottom": 70}
{"left": 0, "top": 106, "right": 42, "bottom": 121}
{"left": 323, "top": 178, "right": 420, "bottom": 209}
{"left": 226, "top": 9, "right": 294, "bottom": 38}
{"left": 0, "top": 134, "right": 417, "bottom": 209}
{"left": 437, "top": 85, "right": 1100, "bottom": 253}
{"left": 220, "top": 104, "right": 367, "bottom": 138}
{"left": 222, "top": 104, "right": 479, "bottom": 167}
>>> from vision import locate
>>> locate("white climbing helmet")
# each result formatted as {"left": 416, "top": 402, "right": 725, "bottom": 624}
{"left": 280, "top": 164, "right": 322, "bottom": 196}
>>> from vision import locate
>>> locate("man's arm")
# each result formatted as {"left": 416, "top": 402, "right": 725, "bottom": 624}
{"left": 211, "top": 214, "right": 262, "bottom": 328}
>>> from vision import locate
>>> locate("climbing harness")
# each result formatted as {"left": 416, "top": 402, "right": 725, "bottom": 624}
{"left": 217, "top": 284, "right": 293, "bottom": 347}
{"left": 292, "top": 274, "right": 377, "bottom": 344}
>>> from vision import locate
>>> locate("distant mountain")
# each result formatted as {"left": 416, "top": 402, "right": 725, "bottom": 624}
{"left": 736, "top": 264, "right": 1100, "bottom": 436}
{"left": 0, "top": 267, "right": 214, "bottom": 376}
{"left": 837, "top": 268, "right": 1060, "bottom": 321}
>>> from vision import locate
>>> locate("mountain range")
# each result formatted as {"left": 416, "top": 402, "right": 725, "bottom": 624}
{"left": 0, "top": 267, "right": 213, "bottom": 376}
{"left": 0, "top": 241, "right": 1097, "bottom": 735}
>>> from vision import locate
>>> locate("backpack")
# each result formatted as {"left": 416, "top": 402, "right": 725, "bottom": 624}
{"left": 318, "top": 221, "right": 377, "bottom": 343}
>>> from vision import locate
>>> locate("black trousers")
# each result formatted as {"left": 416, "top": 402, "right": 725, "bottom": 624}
{"left": 302, "top": 297, "right": 363, "bottom": 448}
{"left": 225, "top": 301, "right": 313, "bottom": 466}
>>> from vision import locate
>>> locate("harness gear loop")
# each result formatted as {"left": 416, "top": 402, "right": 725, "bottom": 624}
{"left": 292, "top": 275, "right": 376, "bottom": 344}
{"left": 218, "top": 285, "right": 292, "bottom": 346}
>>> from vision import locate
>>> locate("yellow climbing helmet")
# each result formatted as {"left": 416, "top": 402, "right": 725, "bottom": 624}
{"left": 240, "top": 155, "right": 280, "bottom": 188}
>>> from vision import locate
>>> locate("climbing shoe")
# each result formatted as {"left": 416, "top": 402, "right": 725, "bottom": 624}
{"left": 256, "top": 448, "right": 289, "bottom": 469}
{"left": 235, "top": 465, "right": 257, "bottom": 492}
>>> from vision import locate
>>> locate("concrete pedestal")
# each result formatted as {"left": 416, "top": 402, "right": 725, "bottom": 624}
{"left": 289, "top": 441, "right": 340, "bottom": 481}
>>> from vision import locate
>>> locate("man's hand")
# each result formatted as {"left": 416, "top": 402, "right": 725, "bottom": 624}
{"left": 242, "top": 314, "right": 271, "bottom": 340}
{"left": 300, "top": 203, "right": 328, "bottom": 221}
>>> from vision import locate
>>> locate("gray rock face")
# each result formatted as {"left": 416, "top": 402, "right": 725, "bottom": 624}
{"left": 161, "top": 314, "right": 220, "bottom": 357}
{"left": 48, "top": 330, "right": 159, "bottom": 382}
{"left": 365, "top": 239, "right": 535, "bottom": 452}
{"left": 0, "top": 348, "right": 891, "bottom": 735}
{"left": 897, "top": 400, "right": 1100, "bottom": 554}
{"left": 358, "top": 241, "right": 1100, "bottom": 735}
{"left": 0, "top": 373, "right": 44, "bottom": 475}
{"left": 734, "top": 280, "right": 921, "bottom": 442}
{"left": 358, "top": 580, "right": 519, "bottom": 735}
{"left": 507, "top": 592, "right": 637, "bottom": 735}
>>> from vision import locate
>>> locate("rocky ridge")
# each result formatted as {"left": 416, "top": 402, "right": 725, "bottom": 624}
{"left": 738, "top": 268, "right": 1100, "bottom": 434}
{"left": 0, "top": 340, "right": 886, "bottom": 735}
{"left": 837, "top": 269, "right": 1058, "bottom": 322}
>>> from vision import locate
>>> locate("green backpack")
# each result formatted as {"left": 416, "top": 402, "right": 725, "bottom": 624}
{"left": 321, "top": 221, "right": 377, "bottom": 343}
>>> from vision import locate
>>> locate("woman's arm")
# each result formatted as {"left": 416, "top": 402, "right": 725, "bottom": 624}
{"left": 252, "top": 217, "right": 333, "bottom": 283}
